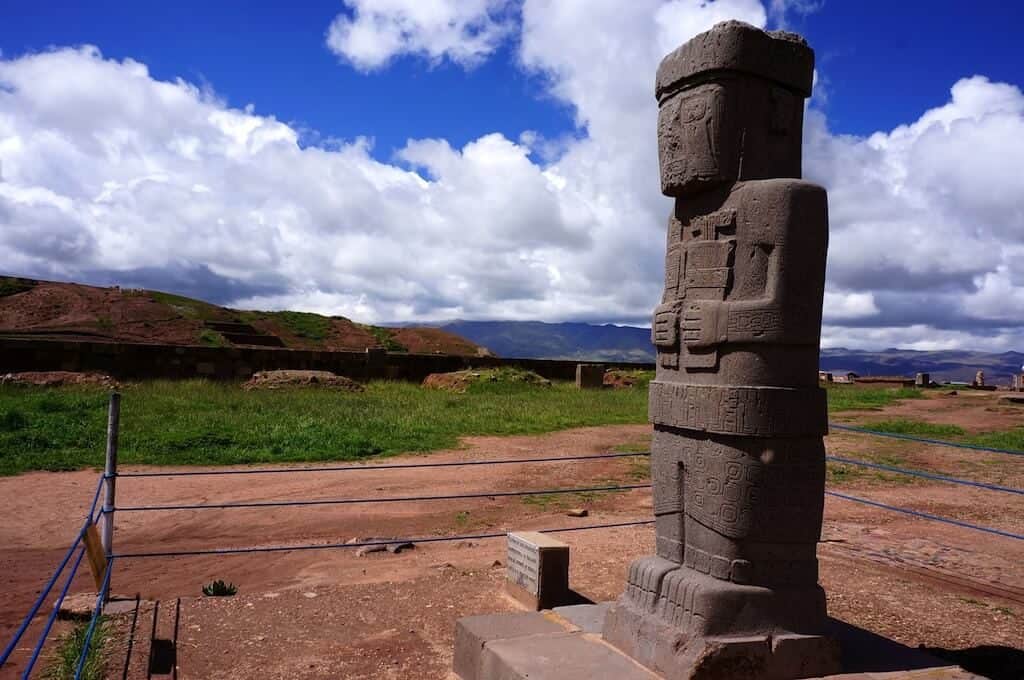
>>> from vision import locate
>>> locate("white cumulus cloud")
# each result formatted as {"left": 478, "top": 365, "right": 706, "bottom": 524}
{"left": 325, "top": 0, "right": 513, "bottom": 71}
{"left": 0, "top": 1, "right": 1022, "bottom": 353}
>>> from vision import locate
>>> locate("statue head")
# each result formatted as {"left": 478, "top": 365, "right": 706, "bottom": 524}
{"left": 656, "top": 21, "right": 815, "bottom": 197}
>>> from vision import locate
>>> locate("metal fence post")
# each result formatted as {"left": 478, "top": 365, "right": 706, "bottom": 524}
{"left": 101, "top": 392, "right": 120, "bottom": 568}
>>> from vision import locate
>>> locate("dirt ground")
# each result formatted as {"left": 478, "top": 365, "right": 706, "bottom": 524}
{"left": 1, "top": 392, "right": 1022, "bottom": 679}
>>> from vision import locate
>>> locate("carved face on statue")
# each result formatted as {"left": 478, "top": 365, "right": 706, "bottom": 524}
{"left": 658, "top": 83, "right": 735, "bottom": 197}
{"left": 658, "top": 73, "right": 807, "bottom": 196}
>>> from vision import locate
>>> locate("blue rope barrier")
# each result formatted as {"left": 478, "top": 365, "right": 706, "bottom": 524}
{"left": 0, "top": 520, "right": 91, "bottom": 668}
{"left": 829, "top": 423, "right": 1024, "bottom": 457}
{"left": 116, "top": 483, "right": 653, "bottom": 513}
{"left": 111, "top": 519, "right": 655, "bottom": 559}
{"left": 86, "top": 473, "right": 105, "bottom": 521}
{"left": 826, "top": 456, "right": 1024, "bottom": 495}
{"left": 72, "top": 557, "right": 114, "bottom": 680}
{"left": 825, "top": 491, "right": 1024, "bottom": 540}
{"left": 1, "top": 473, "right": 104, "bottom": 672}
{"left": 115, "top": 451, "right": 651, "bottom": 478}
{"left": 20, "top": 547, "right": 87, "bottom": 679}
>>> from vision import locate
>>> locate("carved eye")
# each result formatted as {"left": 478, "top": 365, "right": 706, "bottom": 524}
{"left": 679, "top": 96, "right": 707, "bottom": 123}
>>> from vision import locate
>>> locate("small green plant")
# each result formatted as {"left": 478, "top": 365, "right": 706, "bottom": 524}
{"left": 202, "top": 579, "right": 237, "bottom": 596}
{"left": 454, "top": 510, "right": 471, "bottom": 526}
{"left": 44, "top": 618, "right": 108, "bottom": 680}
{"left": 95, "top": 316, "right": 114, "bottom": 331}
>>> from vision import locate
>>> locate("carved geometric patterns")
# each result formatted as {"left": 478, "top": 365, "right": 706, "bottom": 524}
{"left": 648, "top": 381, "right": 827, "bottom": 437}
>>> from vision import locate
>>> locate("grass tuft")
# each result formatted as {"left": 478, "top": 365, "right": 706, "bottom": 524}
{"left": 44, "top": 619, "right": 108, "bottom": 680}
{"left": 826, "top": 385, "right": 923, "bottom": 412}
{"left": 860, "top": 418, "right": 966, "bottom": 438}
{"left": 963, "top": 427, "right": 1024, "bottom": 453}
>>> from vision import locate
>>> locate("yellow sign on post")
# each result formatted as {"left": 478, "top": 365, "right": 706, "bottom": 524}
{"left": 82, "top": 521, "right": 108, "bottom": 593}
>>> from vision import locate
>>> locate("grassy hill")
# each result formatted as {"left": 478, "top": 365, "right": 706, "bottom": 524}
{"left": 0, "top": 276, "right": 487, "bottom": 356}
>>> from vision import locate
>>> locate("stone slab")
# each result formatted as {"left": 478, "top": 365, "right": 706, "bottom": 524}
{"left": 453, "top": 611, "right": 566, "bottom": 680}
{"left": 553, "top": 602, "right": 613, "bottom": 634}
{"left": 480, "top": 632, "right": 659, "bottom": 680}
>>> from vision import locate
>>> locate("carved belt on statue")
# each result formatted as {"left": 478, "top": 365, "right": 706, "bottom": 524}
{"left": 648, "top": 382, "right": 827, "bottom": 437}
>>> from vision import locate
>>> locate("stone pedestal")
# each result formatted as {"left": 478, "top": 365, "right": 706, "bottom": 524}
{"left": 453, "top": 606, "right": 982, "bottom": 680}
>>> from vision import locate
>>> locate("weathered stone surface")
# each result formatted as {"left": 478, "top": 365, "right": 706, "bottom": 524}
{"left": 480, "top": 632, "right": 660, "bottom": 680}
{"left": 505, "top": 531, "right": 570, "bottom": 610}
{"left": 604, "top": 20, "right": 838, "bottom": 679}
{"left": 576, "top": 363, "right": 606, "bottom": 389}
{"left": 553, "top": 602, "right": 614, "bottom": 634}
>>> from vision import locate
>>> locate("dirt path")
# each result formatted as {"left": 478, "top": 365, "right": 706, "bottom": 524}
{"left": 1, "top": 400, "right": 1022, "bottom": 678}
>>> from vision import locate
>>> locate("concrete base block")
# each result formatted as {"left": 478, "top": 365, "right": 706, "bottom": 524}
{"left": 452, "top": 606, "right": 984, "bottom": 680}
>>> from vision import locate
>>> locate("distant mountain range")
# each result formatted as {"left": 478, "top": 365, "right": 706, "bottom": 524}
{"left": 442, "top": 320, "right": 655, "bottom": 363}
{"left": 441, "top": 320, "right": 1023, "bottom": 384}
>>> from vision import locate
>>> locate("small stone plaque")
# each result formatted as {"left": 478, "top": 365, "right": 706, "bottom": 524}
{"left": 505, "top": 531, "right": 570, "bottom": 610}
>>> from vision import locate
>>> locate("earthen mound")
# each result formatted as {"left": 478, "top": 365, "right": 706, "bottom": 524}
{"left": 0, "top": 371, "right": 119, "bottom": 388}
{"left": 422, "top": 368, "right": 551, "bottom": 393}
{"left": 242, "top": 370, "right": 365, "bottom": 391}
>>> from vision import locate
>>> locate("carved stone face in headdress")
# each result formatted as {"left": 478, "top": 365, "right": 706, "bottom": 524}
{"left": 657, "top": 83, "right": 735, "bottom": 197}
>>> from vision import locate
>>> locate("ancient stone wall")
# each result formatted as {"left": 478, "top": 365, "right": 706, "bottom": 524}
{"left": 0, "top": 337, "right": 650, "bottom": 383}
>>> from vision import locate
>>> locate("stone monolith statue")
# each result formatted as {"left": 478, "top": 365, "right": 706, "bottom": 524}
{"left": 602, "top": 21, "right": 841, "bottom": 679}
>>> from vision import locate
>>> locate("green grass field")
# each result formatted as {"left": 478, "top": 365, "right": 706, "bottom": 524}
{"left": 2, "top": 380, "right": 990, "bottom": 476}
{"left": 0, "top": 379, "right": 650, "bottom": 475}
{"left": 825, "top": 385, "right": 923, "bottom": 412}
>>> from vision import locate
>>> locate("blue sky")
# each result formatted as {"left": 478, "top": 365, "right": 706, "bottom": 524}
{"left": 5, "top": 1, "right": 1020, "bottom": 154}
{"left": 1, "top": 1, "right": 1022, "bottom": 351}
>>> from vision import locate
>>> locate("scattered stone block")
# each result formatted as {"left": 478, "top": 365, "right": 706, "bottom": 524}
{"left": 575, "top": 363, "right": 606, "bottom": 389}
{"left": 566, "top": 508, "right": 589, "bottom": 517}
{"left": 505, "top": 532, "right": 570, "bottom": 610}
